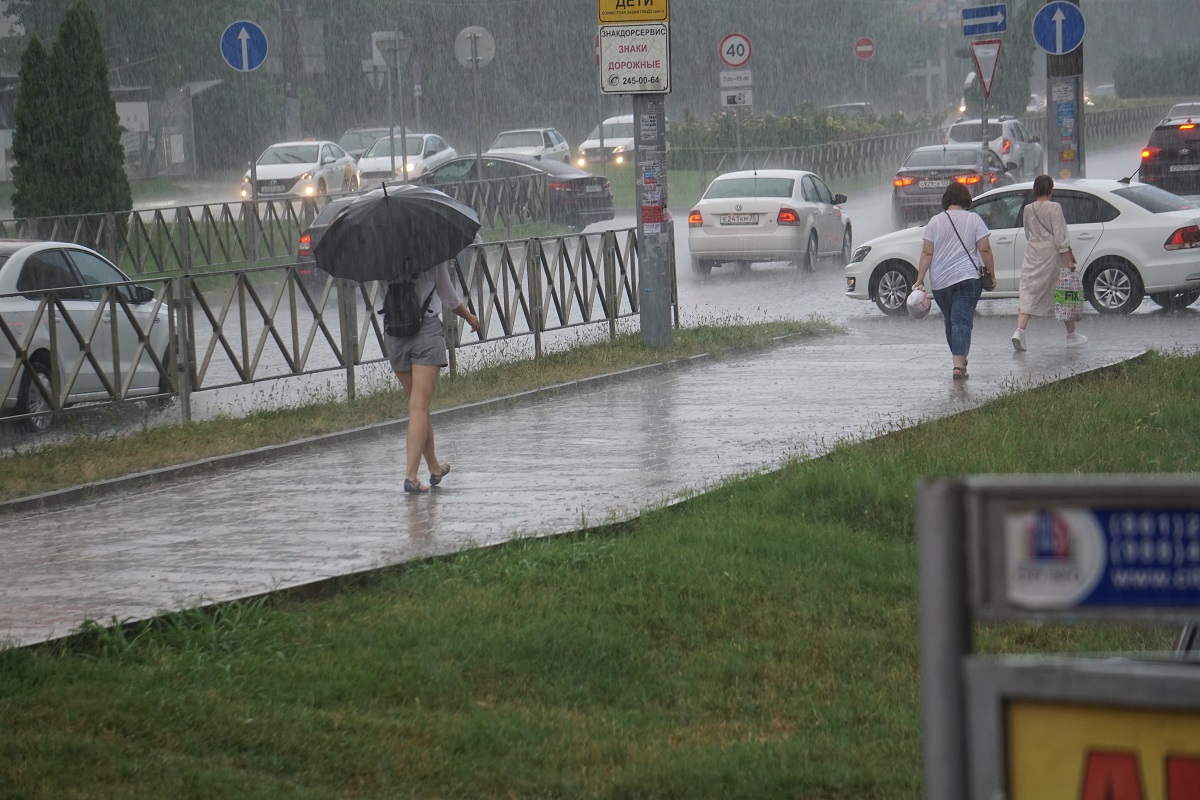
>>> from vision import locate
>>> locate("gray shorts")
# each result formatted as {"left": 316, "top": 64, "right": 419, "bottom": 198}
{"left": 385, "top": 314, "right": 447, "bottom": 372}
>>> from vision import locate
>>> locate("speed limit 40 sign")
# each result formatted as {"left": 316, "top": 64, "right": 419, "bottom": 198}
{"left": 718, "top": 32, "right": 751, "bottom": 69}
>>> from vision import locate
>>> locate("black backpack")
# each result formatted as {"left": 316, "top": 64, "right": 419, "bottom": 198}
{"left": 381, "top": 280, "right": 435, "bottom": 339}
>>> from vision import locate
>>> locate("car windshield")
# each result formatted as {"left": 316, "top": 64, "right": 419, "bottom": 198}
{"left": 948, "top": 122, "right": 1003, "bottom": 141}
{"left": 492, "top": 131, "right": 543, "bottom": 148}
{"left": 364, "top": 136, "right": 425, "bottom": 158}
{"left": 258, "top": 145, "right": 319, "bottom": 165}
{"left": 1167, "top": 103, "right": 1200, "bottom": 118}
{"left": 1111, "top": 184, "right": 1200, "bottom": 213}
{"left": 903, "top": 149, "right": 979, "bottom": 168}
{"left": 585, "top": 122, "right": 634, "bottom": 140}
{"left": 338, "top": 130, "right": 387, "bottom": 151}
{"left": 704, "top": 177, "right": 794, "bottom": 199}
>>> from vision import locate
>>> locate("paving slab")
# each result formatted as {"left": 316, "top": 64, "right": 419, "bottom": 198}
{"left": 0, "top": 314, "right": 1177, "bottom": 647}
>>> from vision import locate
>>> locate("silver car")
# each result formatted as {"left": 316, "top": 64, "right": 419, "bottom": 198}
{"left": 0, "top": 241, "right": 171, "bottom": 432}
{"left": 687, "top": 169, "right": 851, "bottom": 276}
{"left": 945, "top": 116, "right": 1044, "bottom": 181}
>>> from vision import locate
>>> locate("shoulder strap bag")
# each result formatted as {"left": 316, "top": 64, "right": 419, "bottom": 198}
{"left": 946, "top": 211, "right": 995, "bottom": 291}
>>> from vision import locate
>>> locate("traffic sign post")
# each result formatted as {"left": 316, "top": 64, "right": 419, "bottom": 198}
{"left": 221, "top": 21, "right": 268, "bottom": 205}
{"left": 598, "top": 0, "right": 672, "bottom": 349}
{"left": 718, "top": 32, "right": 751, "bottom": 69}
{"left": 853, "top": 37, "right": 874, "bottom": 98}
{"left": 1035, "top": 0, "right": 1087, "bottom": 179}
{"left": 716, "top": 33, "right": 752, "bottom": 162}
{"left": 377, "top": 30, "right": 413, "bottom": 182}
{"left": 456, "top": 26, "right": 495, "bottom": 182}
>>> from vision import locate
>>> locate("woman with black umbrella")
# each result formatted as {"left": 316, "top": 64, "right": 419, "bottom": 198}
{"left": 387, "top": 261, "right": 479, "bottom": 494}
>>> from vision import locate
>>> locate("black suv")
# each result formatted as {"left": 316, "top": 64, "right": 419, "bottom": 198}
{"left": 1140, "top": 114, "right": 1200, "bottom": 196}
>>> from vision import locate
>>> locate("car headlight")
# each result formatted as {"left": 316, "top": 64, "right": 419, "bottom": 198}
{"left": 850, "top": 245, "right": 871, "bottom": 264}
{"left": 612, "top": 145, "right": 625, "bottom": 153}
{"left": 299, "top": 172, "right": 313, "bottom": 181}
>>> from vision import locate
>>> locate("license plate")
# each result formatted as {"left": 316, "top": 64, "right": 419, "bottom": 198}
{"left": 918, "top": 179, "right": 951, "bottom": 189}
{"left": 585, "top": 185, "right": 601, "bottom": 192}
{"left": 260, "top": 185, "right": 286, "bottom": 193}
{"left": 720, "top": 214, "right": 758, "bottom": 225}
{"left": 1169, "top": 164, "right": 1200, "bottom": 172}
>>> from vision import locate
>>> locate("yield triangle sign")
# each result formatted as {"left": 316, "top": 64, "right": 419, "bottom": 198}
{"left": 970, "top": 38, "right": 1002, "bottom": 98}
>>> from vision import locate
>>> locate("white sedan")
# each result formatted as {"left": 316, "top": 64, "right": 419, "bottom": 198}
{"left": 355, "top": 133, "right": 457, "bottom": 184}
{"left": 0, "top": 241, "right": 171, "bottom": 432}
{"left": 241, "top": 140, "right": 357, "bottom": 199}
{"left": 687, "top": 169, "right": 852, "bottom": 276}
{"left": 845, "top": 179, "right": 1200, "bottom": 315}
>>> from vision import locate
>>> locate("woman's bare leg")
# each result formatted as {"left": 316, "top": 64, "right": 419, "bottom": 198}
{"left": 396, "top": 365, "right": 440, "bottom": 482}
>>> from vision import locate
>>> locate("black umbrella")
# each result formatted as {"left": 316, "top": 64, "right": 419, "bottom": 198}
{"left": 312, "top": 183, "right": 481, "bottom": 282}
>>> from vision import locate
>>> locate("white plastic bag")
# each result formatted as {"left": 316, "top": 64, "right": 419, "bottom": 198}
{"left": 907, "top": 287, "right": 932, "bottom": 319}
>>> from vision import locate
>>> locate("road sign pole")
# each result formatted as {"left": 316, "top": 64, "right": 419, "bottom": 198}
{"left": 1044, "top": 0, "right": 1085, "bottom": 179}
{"left": 396, "top": 29, "right": 409, "bottom": 184}
{"left": 386, "top": 57, "right": 396, "bottom": 177}
{"left": 471, "top": 34, "right": 483, "bottom": 182}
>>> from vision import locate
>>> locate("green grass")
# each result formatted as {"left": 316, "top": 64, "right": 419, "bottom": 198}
{"left": 1, "top": 350, "right": 1194, "bottom": 798}
{"left": 0, "top": 318, "right": 835, "bottom": 502}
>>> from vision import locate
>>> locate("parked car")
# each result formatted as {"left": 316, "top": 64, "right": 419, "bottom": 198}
{"left": 1140, "top": 113, "right": 1200, "bottom": 197}
{"left": 892, "top": 143, "right": 1014, "bottom": 227}
{"left": 355, "top": 133, "right": 457, "bottom": 184}
{"left": 336, "top": 126, "right": 404, "bottom": 161}
{"left": 576, "top": 114, "right": 635, "bottom": 167}
{"left": 686, "top": 169, "right": 852, "bottom": 276}
{"left": 0, "top": 240, "right": 171, "bottom": 432}
{"left": 846, "top": 179, "right": 1200, "bottom": 316}
{"left": 241, "top": 140, "right": 357, "bottom": 199}
{"left": 420, "top": 154, "right": 614, "bottom": 230}
{"left": 486, "top": 128, "right": 571, "bottom": 162}
{"left": 945, "top": 116, "right": 1043, "bottom": 181}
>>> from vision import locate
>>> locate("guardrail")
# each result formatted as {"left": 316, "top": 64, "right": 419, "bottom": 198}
{"left": 1, "top": 227, "right": 672, "bottom": 433}
{"left": 672, "top": 103, "right": 1174, "bottom": 185}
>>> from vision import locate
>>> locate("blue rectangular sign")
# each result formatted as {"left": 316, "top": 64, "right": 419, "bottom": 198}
{"left": 962, "top": 3, "right": 1008, "bottom": 36}
{"left": 1004, "top": 507, "right": 1200, "bottom": 611}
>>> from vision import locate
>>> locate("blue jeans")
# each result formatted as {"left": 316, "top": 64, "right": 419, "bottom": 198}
{"left": 932, "top": 278, "right": 982, "bottom": 357}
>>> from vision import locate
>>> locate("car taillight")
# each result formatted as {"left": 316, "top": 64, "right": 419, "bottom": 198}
{"left": 687, "top": 211, "right": 703, "bottom": 227}
{"left": 893, "top": 177, "right": 914, "bottom": 187}
{"left": 299, "top": 233, "right": 312, "bottom": 256}
{"left": 1142, "top": 146, "right": 1162, "bottom": 160}
{"left": 777, "top": 208, "right": 801, "bottom": 225}
{"left": 548, "top": 181, "right": 568, "bottom": 190}
{"left": 1181, "top": 123, "right": 1197, "bottom": 131}
{"left": 955, "top": 173, "right": 983, "bottom": 185}
{"left": 1165, "top": 225, "right": 1200, "bottom": 250}
{"left": 1002, "top": 138, "right": 1012, "bottom": 154}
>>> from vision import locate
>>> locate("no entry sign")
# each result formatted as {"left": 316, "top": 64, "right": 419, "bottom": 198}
{"left": 854, "top": 36, "right": 875, "bottom": 60}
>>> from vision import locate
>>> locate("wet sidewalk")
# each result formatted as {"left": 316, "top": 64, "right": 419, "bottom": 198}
{"left": 0, "top": 314, "right": 1172, "bottom": 646}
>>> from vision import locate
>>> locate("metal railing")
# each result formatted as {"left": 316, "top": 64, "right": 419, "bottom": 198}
{"left": 673, "top": 102, "right": 1174, "bottom": 185}
{"left": 1, "top": 227, "right": 669, "bottom": 432}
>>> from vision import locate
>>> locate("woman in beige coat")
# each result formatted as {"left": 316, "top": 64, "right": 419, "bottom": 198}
{"left": 1011, "top": 174, "right": 1085, "bottom": 351}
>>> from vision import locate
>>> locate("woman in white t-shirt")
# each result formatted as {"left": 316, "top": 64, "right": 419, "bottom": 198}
{"left": 913, "top": 182, "right": 995, "bottom": 380}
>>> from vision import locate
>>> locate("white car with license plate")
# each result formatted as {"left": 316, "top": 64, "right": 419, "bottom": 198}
{"left": 0, "top": 241, "right": 171, "bottom": 432}
{"left": 687, "top": 169, "right": 852, "bottom": 276}
{"left": 356, "top": 133, "right": 457, "bottom": 184}
{"left": 241, "top": 140, "right": 357, "bottom": 199}
{"left": 845, "top": 180, "right": 1200, "bottom": 315}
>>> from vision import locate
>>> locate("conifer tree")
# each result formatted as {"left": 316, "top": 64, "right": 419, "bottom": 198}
{"left": 11, "top": 36, "right": 57, "bottom": 219}
{"left": 48, "top": 2, "right": 132, "bottom": 217}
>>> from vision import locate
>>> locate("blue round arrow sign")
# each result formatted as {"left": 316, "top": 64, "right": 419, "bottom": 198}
{"left": 221, "top": 20, "right": 268, "bottom": 72}
{"left": 1032, "top": 1, "right": 1085, "bottom": 56}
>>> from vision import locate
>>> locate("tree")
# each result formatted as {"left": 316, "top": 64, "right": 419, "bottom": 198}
{"left": 11, "top": 36, "right": 58, "bottom": 219}
{"left": 48, "top": 2, "right": 132, "bottom": 217}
